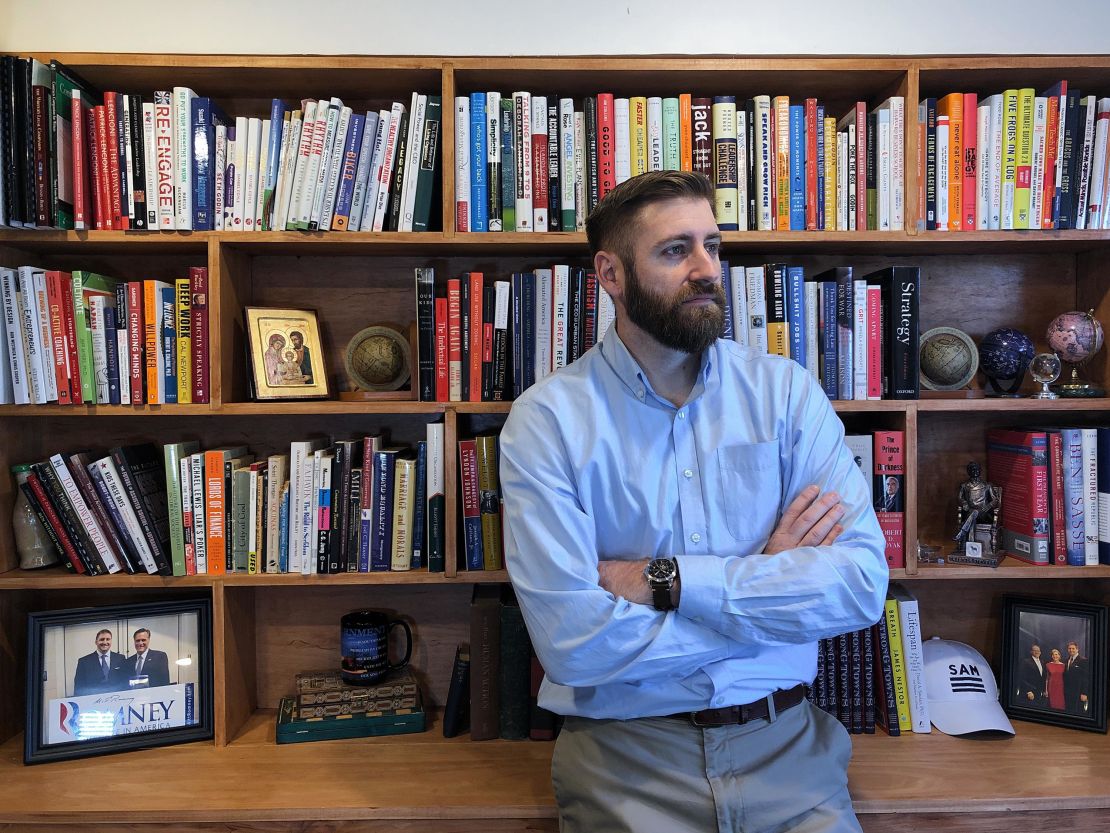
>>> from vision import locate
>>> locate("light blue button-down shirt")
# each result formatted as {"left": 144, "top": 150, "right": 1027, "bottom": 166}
{"left": 500, "top": 325, "right": 889, "bottom": 719}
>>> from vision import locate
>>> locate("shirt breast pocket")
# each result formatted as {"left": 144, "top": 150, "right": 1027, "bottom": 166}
{"left": 716, "top": 440, "right": 781, "bottom": 543}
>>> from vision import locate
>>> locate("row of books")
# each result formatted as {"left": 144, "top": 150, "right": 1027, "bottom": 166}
{"left": 453, "top": 91, "right": 906, "bottom": 233}
{"left": 0, "top": 55, "right": 442, "bottom": 233}
{"left": 987, "top": 426, "right": 1110, "bottom": 567}
{"left": 921, "top": 82, "right": 1109, "bottom": 232}
{"left": 811, "top": 583, "right": 929, "bottom": 736}
{"left": 0, "top": 266, "right": 209, "bottom": 406}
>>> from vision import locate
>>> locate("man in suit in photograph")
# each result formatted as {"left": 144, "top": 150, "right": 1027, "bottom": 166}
{"left": 127, "top": 627, "right": 171, "bottom": 688}
{"left": 1018, "top": 643, "right": 1047, "bottom": 705}
{"left": 73, "top": 628, "right": 127, "bottom": 696}
{"left": 875, "top": 475, "right": 903, "bottom": 512}
{"left": 1063, "top": 640, "right": 1089, "bottom": 714}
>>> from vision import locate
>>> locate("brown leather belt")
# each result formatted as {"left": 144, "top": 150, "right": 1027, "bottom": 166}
{"left": 669, "top": 683, "right": 807, "bottom": 727}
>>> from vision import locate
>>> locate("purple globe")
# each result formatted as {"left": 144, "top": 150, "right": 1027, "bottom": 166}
{"left": 1047, "top": 311, "right": 1104, "bottom": 363}
{"left": 978, "top": 328, "right": 1036, "bottom": 395}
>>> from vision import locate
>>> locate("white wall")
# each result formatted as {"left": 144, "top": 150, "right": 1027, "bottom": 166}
{"left": 4, "top": 0, "right": 1110, "bottom": 56}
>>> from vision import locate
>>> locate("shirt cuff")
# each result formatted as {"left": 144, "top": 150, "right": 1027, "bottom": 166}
{"left": 676, "top": 554, "right": 727, "bottom": 630}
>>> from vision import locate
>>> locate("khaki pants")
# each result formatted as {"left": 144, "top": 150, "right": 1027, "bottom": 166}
{"left": 551, "top": 700, "right": 861, "bottom": 833}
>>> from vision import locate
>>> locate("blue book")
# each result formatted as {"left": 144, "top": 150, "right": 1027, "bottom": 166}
{"left": 1098, "top": 428, "right": 1110, "bottom": 565}
{"left": 412, "top": 440, "right": 427, "bottom": 570}
{"left": 278, "top": 484, "right": 290, "bottom": 573}
{"left": 786, "top": 266, "right": 806, "bottom": 370}
{"left": 819, "top": 280, "right": 838, "bottom": 398}
{"left": 500, "top": 99, "right": 516, "bottom": 231}
{"left": 190, "top": 97, "right": 229, "bottom": 230}
{"left": 159, "top": 285, "right": 177, "bottom": 404}
{"left": 103, "top": 305, "right": 121, "bottom": 405}
{"left": 789, "top": 104, "right": 806, "bottom": 230}
{"left": 719, "top": 259, "right": 734, "bottom": 340}
{"left": 520, "top": 271, "right": 536, "bottom": 393}
{"left": 331, "top": 112, "right": 365, "bottom": 230}
{"left": 369, "top": 449, "right": 398, "bottom": 571}
{"left": 263, "top": 98, "right": 288, "bottom": 228}
{"left": 816, "top": 104, "right": 826, "bottom": 230}
{"left": 1060, "top": 427, "right": 1086, "bottom": 566}
{"left": 469, "top": 92, "right": 488, "bottom": 232}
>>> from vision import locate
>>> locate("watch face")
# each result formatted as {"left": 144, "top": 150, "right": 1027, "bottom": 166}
{"left": 646, "top": 558, "right": 677, "bottom": 583}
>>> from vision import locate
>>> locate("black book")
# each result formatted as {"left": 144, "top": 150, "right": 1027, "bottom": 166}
{"left": 584, "top": 96, "right": 599, "bottom": 215}
{"left": 385, "top": 109, "right": 410, "bottom": 232}
{"left": 922, "top": 97, "right": 937, "bottom": 230}
{"left": 520, "top": 270, "right": 536, "bottom": 392}
{"left": 415, "top": 267, "right": 436, "bottom": 401}
{"left": 103, "top": 306, "right": 121, "bottom": 404}
{"left": 109, "top": 443, "right": 172, "bottom": 575}
{"left": 814, "top": 638, "right": 829, "bottom": 713}
{"left": 836, "top": 633, "right": 851, "bottom": 730}
{"left": 469, "top": 584, "right": 501, "bottom": 740}
{"left": 31, "top": 461, "right": 102, "bottom": 575}
{"left": 866, "top": 266, "right": 920, "bottom": 400}
{"left": 546, "top": 100, "right": 560, "bottom": 232}
{"left": 126, "top": 93, "right": 147, "bottom": 230}
{"left": 329, "top": 440, "right": 356, "bottom": 573}
{"left": 1, "top": 56, "right": 19, "bottom": 225}
{"left": 862, "top": 624, "right": 876, "bottom": 734}
{"left": 566, "top": 267, "right": 582, "bottom": 364}
{"left": 528, "top": 650, "right": 559, "bottom": 741}
{"left": 486, "top": 101, "right": 502, "bottom": 232}
{"left": 745, "top": 98, "right": 757, "bottom": 231}
{"left": 822, "top": 632, "right": 838, "bottom": 722}
{"left": 442, "top": 642, "right": 471, "bottom": 738}
{"left": 872, "top": 616, "right": 900, "bottom": 736}
{"left": 14, "top": 58, "right": 34, "bottom": 226}
{"left": 510, "top": 272, "right": 523, "bottom": 399}
{"left": 1057, "top": 89, "right": 1082, "bottom": 229}
{"left": 113, "top": 92, "right": 128, "bottom": 229}
{"left": 581, "top": 271, "right": 598, "bottom": 354}
{"left": 498, "top": 586, "right": 530, "bottom": 740}
{"left": 481, "top": 285, "right": 495, "bottom": 401}
{"left": 67, "top": 451, "right": 138, "bottom": 574}
{"left": 411, "top": 439, "right": 427, "bottom": 570}
{"left": 849, "top": 628, "right": 863, "bottom": 734}
{"left": 48, "top": 59, "right": 99, "bottom": 229}
{"left": 491, "top": 282, "right": 509, "bottom": 402}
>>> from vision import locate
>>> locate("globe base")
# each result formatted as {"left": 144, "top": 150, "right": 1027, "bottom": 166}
{"left": 1053, "top": 382, "right": 1106, "bottom": 398}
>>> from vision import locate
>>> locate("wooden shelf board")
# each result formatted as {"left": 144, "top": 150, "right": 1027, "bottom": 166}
{"left": 0, "top": 403, "right": 218, "bottom": 417}
{"left": 0, "top": 566, "right": 491, "bottom": 589}
{"left": 917, "top": 396, "right": 1110, "bottom": 412}
{"left": 905, "top": 554, "right": 1110, "bottom": 579}
{"left": 217, "top": 400, "right": 440, "bottom": 416}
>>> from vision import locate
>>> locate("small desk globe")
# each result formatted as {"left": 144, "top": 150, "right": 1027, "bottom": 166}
{"left": 1047, "top": 310, "right": 1106, "bottom": 397}
{"left": 978, "top": 327, "right": 1035, "bottom": 396}
{"left": 344, "top": 326, "right": 411, "bottom": 392}
{"left": 920, "top": 327, "right": 978, "bottom": 391}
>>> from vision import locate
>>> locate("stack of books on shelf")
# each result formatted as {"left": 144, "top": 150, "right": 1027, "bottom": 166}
{"left": 810, "top": 582, "right": 928, "bottom": 736}
{"left": 0, "top": 55, "right": 441, "bottom": 233}
{"left": 920, "top": 81, "right": 1110, "bottom": 231}
{"left": 0, "top": 265, "right": 209, "bottom": 406}
{"left": 414, "top": 264, "right": 919, "bottom": 404}
{"left": 276, "top": 666, "right": 425, "bottom": 744}
{"left": 455, "top": 91, "right": 905, "bottom": 233}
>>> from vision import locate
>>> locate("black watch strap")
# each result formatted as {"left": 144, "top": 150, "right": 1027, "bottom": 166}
{"left": 651, "top": 582, "right": 675, "bottom": 611}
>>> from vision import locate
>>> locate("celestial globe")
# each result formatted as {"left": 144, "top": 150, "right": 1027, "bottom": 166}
{"left": 978, "top": 327, "right": 1035, "bottom": 396}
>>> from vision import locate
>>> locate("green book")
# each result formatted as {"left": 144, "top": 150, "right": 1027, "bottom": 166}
{"left": 163, "top": 441, "right": 200, "bottom": 576}
{"left": 71, "top": 271, "right": 121, "bottom": 403}
{"left": 275, "top": 697, "right": 426, "bottom": 744}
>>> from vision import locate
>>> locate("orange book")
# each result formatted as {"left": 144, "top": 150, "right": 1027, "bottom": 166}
{"left": 143, "top": 280, "right": 165, "bottom": 404}
{"left": 773, "top": 95, "right": 791, "bottom": 231}
{"left": 679, "top": 93, "right": 693, "bottom": 171}
{"left": 937, "top": 93, "right": 963, "bottom": 231}
{"left": 468, "top": 272, "right": 483, "bottom": 402}
{"left": 204, "top": 450, "right": 230, "bottom": 575}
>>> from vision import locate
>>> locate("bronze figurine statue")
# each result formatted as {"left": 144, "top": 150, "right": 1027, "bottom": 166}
{"left": 953, "top": 461, "right": 1002, "bottom": 556}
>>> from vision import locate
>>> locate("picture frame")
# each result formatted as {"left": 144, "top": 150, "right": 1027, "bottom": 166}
{"left": 245, "top": 306, "right": 330, "bottom": 400}
{"left": 25, "top": 599, "right": 214, "bottom": 764}
{"left": 999, "top": 595, "right": 1107, "bottom": 733}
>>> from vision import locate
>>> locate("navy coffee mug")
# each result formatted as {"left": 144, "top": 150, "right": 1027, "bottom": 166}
{"left": 340, "top": 610, "right": 413, "bottom": 685}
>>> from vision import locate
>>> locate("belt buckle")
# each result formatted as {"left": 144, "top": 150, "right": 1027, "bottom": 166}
{"left": 765, "top": 693, "right": 778, "bottom": 723}
{"left": 688, "top": 710, "right": 713, "bottom": 728}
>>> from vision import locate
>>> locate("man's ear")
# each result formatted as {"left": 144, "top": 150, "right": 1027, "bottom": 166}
{"left": 594, "top": 249, "right": 621, "bottom": 300}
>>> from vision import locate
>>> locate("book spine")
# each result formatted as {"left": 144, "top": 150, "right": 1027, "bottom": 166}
{"left": 475, "top": 435, "right": 503, "bottom": 571}
{"left": 874, "top": 430, "right": 905, "bottom": 568}
{"left": 369, "top": 450, "right": 395, "bottom": 572}
{"left": 190, "top": 267, "right": 209, "bottom": 403}
{"left": 457, "top": 438, "right": 484, "bottom": 570}
{"left": 25, "top": 471, "right": 85, "bottom": 573}
{"left": 175, "top": 278, "right": 191, "bottom": 404}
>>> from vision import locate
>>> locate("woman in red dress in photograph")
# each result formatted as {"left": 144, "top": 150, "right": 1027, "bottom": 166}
{"left": 1046, "top": 647, "right": 1066, "bottom": 710}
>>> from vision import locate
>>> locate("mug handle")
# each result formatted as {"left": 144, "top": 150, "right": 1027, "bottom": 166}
{"left": 387, "top": 619, "right": 413, "bottom": 670}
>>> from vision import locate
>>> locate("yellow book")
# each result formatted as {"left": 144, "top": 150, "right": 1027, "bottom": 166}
{"left": 937, "top": 93, "right": 963, "bottom": 231}
{"left": 884, "top": 595, "right": 913, "bottom": 733}
{"left": 679, "top": 93, "right": 692, "bottom": 171}
{"left": 1014, "top": 87, "right": 1036, "bottom": 229}
{"left": 823, "top": 116, "right": 837, "bottom": 230}
{"left": 630, "top": 96, "right": 648, "bottom": 177}
{"left": 773, "top": 95, "right": 791, "bottom": 231}
{"left": 142, "top": 280, "right": 163, "bottom": 404}
{"left": 1000, "top": 89, "right": 1019, "bottom": 229}
{"left": 475, "top": 435, "right": 503, "bottom": 570}
{"left": 390, "top": 455, "right": 415, "bottom": 571}
{"left": 175, "top": 277, "right": 192, "bottom": 404}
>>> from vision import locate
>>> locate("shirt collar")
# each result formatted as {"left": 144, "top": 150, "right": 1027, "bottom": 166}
{"left": 599, "top": 324, "right": 716, "bottom": 406}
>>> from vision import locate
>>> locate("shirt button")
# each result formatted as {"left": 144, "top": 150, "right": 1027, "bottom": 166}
{"left": 690, "top": 532, "right": 702, "bottom": 543}
{"left": 678, "top": 411, "right": 686, "bottom": 419}
{"left": 637, "top": 389, "right": 645, "bottom": 399}
{"left": 684, "top": 468, "right": 694, "bottom": 478}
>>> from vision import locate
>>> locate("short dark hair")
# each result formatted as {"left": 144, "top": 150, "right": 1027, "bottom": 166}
{"left": 133, "top": 628, "right": 151, "bottom": 640}
{"left": 289, "top": 330, "right": 304, "bottom": 340}
{"left": 585, "top": 171, "right": 715, "bottom": 267}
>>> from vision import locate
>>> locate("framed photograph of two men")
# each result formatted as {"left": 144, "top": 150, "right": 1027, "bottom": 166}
{"left": 25, "top": 599, "right": 214, "bottom": 764}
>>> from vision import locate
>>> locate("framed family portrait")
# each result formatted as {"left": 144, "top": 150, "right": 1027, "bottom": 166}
{"left": 999, "top": 596, "right": 1107, "bottom": 733}
{"left": 25, "top": 599, "right": 214, "bottom": 764}
{"left": 245, "top": 306, "right": 330, "bottom": 400}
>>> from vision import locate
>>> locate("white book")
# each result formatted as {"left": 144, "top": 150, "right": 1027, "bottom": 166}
{"left": 266, "top": 453, "right": 289, "bottom": 573}
{"left": 278, "top": 106, "right": 310, "bottom": 231}
{"left": 551, "top": 264, "right": 570, "bottom": 370}
{"left": 935, "top": 116, "right": 950, "bottom": 231}
{"left": 0, "top": 279, "right": 12, "bottom": 403}
{"left": 286, "top": 99, "right": 319, "bottom": 229}
{"left": 308, "top": 100, "right": 337, "bottom": 232}
{"left": 400, "top": 94, "right": 427, "bottom": 232}
{"left": 49, "top": 453, "right": 122, "bottom": 574}
{"left": 976, "top": 104, "right": 991, "bottom": 230}
{"left": 242, "top": 117, "right": 263, "bottom": 231}
{"left": 213, "top": 123, "right": 228, "bottom": 231}
{"left": 804, "top": 279, "right": 819, "bottom": 380}
{"left": 558, "top": 99, "right": 578, "bottom": 227}
{"left": 306, "top": 449, "right": 325, "bottom": 575}
{"left": 612, "top": 97, "right": 631, "bottom": 185}
{"left": 1075, "top": 96, "right": 1097, "bottom": 229}
{"left": 1092, "top": 100, "right": 1110, "bottom": 230}
{"left": 320, "top": 104, "right": 350, "bottom": 229}
{"left": 889, "top": 583, "right": 930, "bottom": 733}
{"left": 16, "top": 267, "right": 47, "bottom": 404}
{"left": 288, "top": 438, "right": 327, "bottom": 574}
{"left": 986, "top": 94, "right": 1004, "bottom": 230}
{"left": 736, "top": 109, "right": 749, "bottom": 231}
{"left": 245, "top": 467, "right": 259, "bottom": 573}
{"left": 189, "top": 453, "right": 208, "bottom": 574}
{"left": 122, "top": 96, "right": 135, "bottom": 224}
{"left": 887, "top": 97, "right": 905, "bottom": 231}
{"left": 513, "top": 91, "right": 533, "bottom": 231}
{"left": 647, "top": 96, "right": 664, "bottom": 172}
{"left": 531, "top": 95, "right": 548, "bottom": 231}
{"left": 172, "top": 87, "right": 197, "bottom": 229}
{"left": 0, "top": 268, "right": 29, "bottom": 404}
{"left": 836, "top": 131, "right": 848, "bottom": 231}
{"left": 268, "top": 112, "right": 293, "bottom": 231}
{"left": 88, "top": 294, "right": 109, "bottom": 404}
{"left": 95, "top": 456, "right": 158, "bottom": 574}
{"left": 30, "top": 270, "right": 57, "bottom": 402}
{"left": 1081, "top": 427, "right": 1099, "bottom": 565}
{"left": 359, "top": 110, "right": 390, "bottom": 232}
{"left": 1030, "top": 97, "right": 1049, "bottom": 232}
{"left": 426, "top": 423, "right": 444, "bottom": 554}
{"left": 485, "top": 92, "right": 503, "bottom": 232}
{"left": 745, "top": 266, "right": 768, "bottom": 355}
{"left": 139, "top": 102, "right": 157, "bottom": 229}
{"left": 875, "top": 107, "right": 891, "bottom": 230}
{"left": 116, "top": 326, "right": 129, "bottom": 405}
{"left": 573, "top": 110, "right": 586, "bottom": 231}
{"left": 255, "top": 119, "right": 271, "bottom": 229}
{"left": 314, "top": 101, "right": 347, "bottom": 230}
{"left": 371, "top": 101, "right": 406, "bottom": 232}
{"left": 230, "top": 116, "right": 248, "bottom": 230}
{"left": 347, "top": 110, "right": 378, "bottom": 231}
{"left": 533, "top": 267, "right": 553, "bottom": 380}
{"left": 754, "top": 95, "right": 774, "bottom": 230}
{"left": 844, "top": 435, "right": 874, "bottom": 505}
{"left": 852, "top": 279, "right": 868, "bottom": 400}
{"left": 153, "top": 91, "right": 175, "bottom": 230}
{"left": 597, "top": 289, "right": 615, "bottom": 341}
{"left": 728, "top": 266, "right": 749, "bottom": 348}
{"left": 453, "top": 96, "right": 470, "bottom": 232}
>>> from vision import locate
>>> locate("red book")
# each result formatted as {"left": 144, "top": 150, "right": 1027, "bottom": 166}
{"left": 852, "top": 102, "right": 868, "bottom": 231}
{"left": 44, "top": 271, "right": 72, "bottom": 405}
{"left": 190, "top": 267, "right": 210, "bottom": 403}
{"left": 468, "top": 272, "right": 483, "bottom": 403}
{"left": 961, "top": 93, "right": 978, "bottom": 230}
{"left": 866, "top": 285, "right": 882, "bottom": 400}
{"left": 434, "top": 296, "right": 448, "bottom": 402}
{"left": 93, "top": 106, "right": 112, "bottom": 230}
{"left": 531, "top": 127, "right": 548, "bottom": 232}
{"left": 1041, "top": 83, "right": 1065, "bottom": 229}
{"left": 1045, "top": 430, "right": 1068, "bottom": 565}
{"left": 873, "top": 430, "right": 904, "bottom": 568}
{"left": 596, "top": 93, "right": 616, "bottom": 200}
{"left": 447, "top": 278, "right": 462, "bottom": 401}
{"left": 103, "top": 93, "right": 125, "bottom": 230}
{"left": 804, "top": 98, "right": 819, "bottom": 231}
{"left": 57, "top": 272, "right": 82, "bottom": 403}
{"left": 691, "top": 97, "right": 713, "bottom": 179}
{"left": 126, "top": 281, "right": 145, "bottom": 404}
{"left": 25, "top": 471, "right": 86, "bottom": 573}
{"left": 71, "top": 93, "right": 91, "bottom": 231}
{"left": 987, "top": 428, "right": 1051, "bottom": 565}
{"left": 581, "top": 271, "right": 599, "bottom": 353}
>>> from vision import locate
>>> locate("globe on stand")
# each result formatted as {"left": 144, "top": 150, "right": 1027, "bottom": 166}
{"left": 978, "top": 328, "right": 1035, "bottom": 397}
{"left": 344, "top": 325, "right": 412, "bottom": 393}
{"left": 919, "top": 327, "right": 979, "bottom": 391}
{"left": 1047, "top": 310, "right": 1106, "bottom": 397}
{"left": 1029, "top": 352, "right": 1061, "bottom": 399}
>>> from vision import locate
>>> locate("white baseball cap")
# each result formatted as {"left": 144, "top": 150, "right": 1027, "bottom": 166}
{"left": 922, "top": 637, "right": 1014, "bottom": 736}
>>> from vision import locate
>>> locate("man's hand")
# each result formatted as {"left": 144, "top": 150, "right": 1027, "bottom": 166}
{"left": 597, "top": 559, "right": 653, "bottom": 606}
{"left": 765, "top": 485, "right": 845, "bottom": 555}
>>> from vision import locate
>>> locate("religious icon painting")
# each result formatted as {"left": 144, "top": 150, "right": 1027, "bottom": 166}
{"left": 245, "top": 307, "right": 330, "bottom": 400}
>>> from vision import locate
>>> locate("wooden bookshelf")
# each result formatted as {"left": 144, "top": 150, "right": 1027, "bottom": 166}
{"left": 2, "top": 52, "right": 1110, "bottom": 832}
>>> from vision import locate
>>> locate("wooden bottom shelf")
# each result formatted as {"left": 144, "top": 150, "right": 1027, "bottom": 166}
{"left": 1, "top": 714, "right": 1108, "bottom": 830}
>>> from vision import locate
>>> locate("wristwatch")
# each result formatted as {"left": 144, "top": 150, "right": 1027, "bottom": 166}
{"left": 644, "top": 557, "right": 679, "bottom": 611}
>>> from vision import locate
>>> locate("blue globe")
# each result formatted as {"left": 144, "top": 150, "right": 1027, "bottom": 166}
{"left": 979, "top": 328, "right": 1036, "bottom": 393}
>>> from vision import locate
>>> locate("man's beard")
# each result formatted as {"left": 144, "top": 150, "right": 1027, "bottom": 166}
{"left": 622, "top": 262, "right": 726, "bottom": 354}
